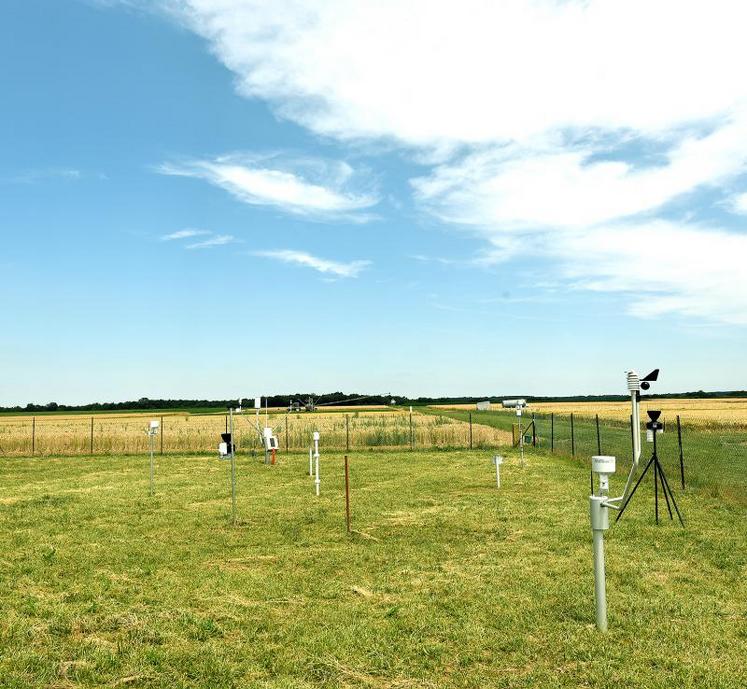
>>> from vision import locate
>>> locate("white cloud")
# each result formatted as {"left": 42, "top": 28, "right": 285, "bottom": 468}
{"left": 147, "top": 0, "right": 747, "bottom": 324}
{"left": 159, "top": 154, "right": 378, "bottom": 219}
{"left": 729, "top": 192, "right": 747, "bottom": 215}
{"left": 254, "top": 249, "right": 370, "bottom": 278}
{"left": 161, "top": 229, "right": 210, "bottom": 241}
{"left": 186, "top": 234, "right": 235, "bottom": 249}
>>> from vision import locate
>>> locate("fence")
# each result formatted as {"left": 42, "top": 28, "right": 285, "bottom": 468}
{"left": 433, "top": 408, "right": 747, "bottom": 505}
{"left": 1, "top": 408, "right": 744, "bottom": 505}
{"left": 0, "top": 410, "right": 512, "bottom": 457}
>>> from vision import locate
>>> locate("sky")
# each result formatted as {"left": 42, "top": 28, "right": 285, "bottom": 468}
{"left": 2, "top": 0, "right": 747, "bottom": 406}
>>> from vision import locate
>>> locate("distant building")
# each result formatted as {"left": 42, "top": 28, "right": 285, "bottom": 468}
{"left": 476, "top": 400, "right": 491, "bottom": 411}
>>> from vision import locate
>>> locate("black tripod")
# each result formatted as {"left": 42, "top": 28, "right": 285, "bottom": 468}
{"left": 616, "top": 426, "right": 684, "bottom": 526}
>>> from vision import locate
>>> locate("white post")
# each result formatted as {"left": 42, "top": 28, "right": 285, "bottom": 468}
{"left": 590, "top": 455, "right": 615, "bottom": 632}
{"left": 517, "top": 407, "right": 525, "bottom": 467}
{"left": 309, "top": 447, "right": 313, "bottom": 476}
{"left": 313, "top": 431, "right": 320, "bottom": 496}
{"left": 494, "top": 455, "right": 503, "bottom": 488}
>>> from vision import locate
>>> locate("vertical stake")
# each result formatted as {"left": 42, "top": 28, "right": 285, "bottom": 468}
{"left": 571, "top": 413, "right": 575, "bottom": 457}
{"left": 90, "top": 416, "right": 94, "bottom": 455}
{"left": 409, "top": 406, "right": 413, "bottom": 450}
{"left": 344, "top": 455, "right": 351, "bottom": 534}
{"left": 346, "top": 414, "right": 350, "bottom": 452}
{"left": 551, "top": 413, "right": 554, "bottom": 453}
{"left": 595, "top": 414, "right": 601, "bottom": 455}
{"left": 160, "top": 416, "right": 164, "bottom": 455}
{"left": 531, "top": 413, "right": 536, "bottom": 447}
{"left": 469, "top": 412, "right": 473, "bottom": 450}
{"left": 32, "top": 417, "right": 36, "bottom": 456}
{"left": 285, "top": 413, "right": 289, "bottom": 451}
{"left": 677, "top": 415, "right": 685, "bottom": 490}
{"left": 230, "top": 408, "right": 237, "bottom": 525}
{"left": 149, "top": 432, "right": 154, "bottom": 497}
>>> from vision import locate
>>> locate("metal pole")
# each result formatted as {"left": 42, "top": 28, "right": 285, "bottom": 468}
{"left": 344, "top": 455, "right": 351, "bottom": 533}
{"left": 592, "top": 527, "right": 608, "bottom": 632}
{"left": 309, "top": 447, "right": 313, "bottom": 476}
{"left": 595, "top": 414, "right": 601, "bottom": 455}
{"left": 469, "top": 412, "right": 473, "bottom": 450}
{"left": 551, "top": 413, "right": 554, "bottom": 453}
{"left": 571, "top": 413, "right": 575, "bottom": 457}
{"left": 677, "top": 415, "right": 685, "bottom": 490}
{"left": 160, "top": 416, "right": 164, "bottom": 455}
{"left": 531, "top": 413, "right": 536, "bottom": 447}
{"left": 519, "top": 417, "right": 525, "bottom": 467}
{"left": 285, "top": 413, "right": 289, "bottom": 451}
{"left": 230, "top": 408, "right": 236, "bottom": 524}
{"left": 149, "top": 433, "right": 154, "bottom": 497}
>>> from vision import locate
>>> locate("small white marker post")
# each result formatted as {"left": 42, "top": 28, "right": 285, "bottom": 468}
{"left": 309, "top": 447, "right": 313, "bottom": 476}
{"left": 590, "top": 455, "right": 616, "bottom": 632}
{"left": 147, "top": 419, "right": 160, "bottom": 497}
{"left": 313, "top": 431, "right": 320, "bottom": 496}
{"left": 493, "top": 455, "right": 503, "bottom": 488}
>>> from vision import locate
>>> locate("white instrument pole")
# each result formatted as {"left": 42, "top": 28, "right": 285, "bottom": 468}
{"left": 313, "top": 431, "right": 320, "bottom": 496}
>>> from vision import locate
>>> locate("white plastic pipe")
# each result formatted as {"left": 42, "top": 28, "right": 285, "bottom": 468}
{"left": 494, "top": 455, "right": 503, "bottom": 488}
{"left": 313, "top": 432, "right": 320, "bottom": 496}
{"left": 309, "top": 448, "right": 313, "bottom": 476}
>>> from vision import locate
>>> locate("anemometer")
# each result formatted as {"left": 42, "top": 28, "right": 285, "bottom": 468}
{"left": 589, "top": 368, "right": 685, "bottom": 632}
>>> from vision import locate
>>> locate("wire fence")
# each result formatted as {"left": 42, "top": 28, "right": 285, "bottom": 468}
{"left": 1, "top": 408, "right": 744, "bottom": 505}
{"left": 433, "top": 408, "right": 747, "bottom": 505}
{"left": 0, "top": 410, "right": 511, "bottom": 458}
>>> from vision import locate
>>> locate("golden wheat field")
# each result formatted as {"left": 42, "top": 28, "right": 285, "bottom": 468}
{"left": 0, "top": 410, "right": 511, "bottom": 457}
{"left": 434, "top": 398, "right": 747, "bottom": 428}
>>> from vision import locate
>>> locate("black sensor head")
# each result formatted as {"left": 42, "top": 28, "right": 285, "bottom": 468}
{"left": 641, "top": 369, "right": 659, "bottom": 382}
{"left": 647, "top": 410, "right": 662, "bottom": 422}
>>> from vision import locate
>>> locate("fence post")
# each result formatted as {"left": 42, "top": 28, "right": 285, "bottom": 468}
{"left": 346, "top": 414, "right": 350, "bottom": 452}
{"left": 469, "top": 412, "right": 473, "bottom": 449}
{"left": 551, "top": 413, "right": 554, "bottom": 453}
{"left": 32, "top": 417, "right": 36, "bottom": 456}
{"left": 160, "top": 416, "right": 164, "bottom": 455}
{"left": 570, "top": 413, "right": 575, "bottom": 457}
{"left": 344, "top": 455, "right": 351, "bottom": 534}
{"left": 677, "top": 415, "right": 685, "bottom": 490}
{"left": 90, "top": 416, "right": 94, "bottom": 455}
{"left": 532, "top": 413, "right": 537, "bottom": 447}
{"left": 595, "top": 414, "right": 601, "bottom": 455}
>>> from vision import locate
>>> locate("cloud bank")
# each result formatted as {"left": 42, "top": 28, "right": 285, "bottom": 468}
{"left": 150, "top": 0, "right": 747, "bottom": 323}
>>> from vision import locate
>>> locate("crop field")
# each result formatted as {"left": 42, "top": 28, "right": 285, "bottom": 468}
{"left": 1, "top": 448, "right": 745, "bottom": 688}
{"left": 434, "top": 398, "right": 747, "bottom": 428}
{"left": 0, "top": 410, "right": 510, "bottom": 457}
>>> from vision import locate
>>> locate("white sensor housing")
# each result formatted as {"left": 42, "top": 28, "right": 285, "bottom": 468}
{"left": 592, "top": 455, "right": 616, "bottom": 494}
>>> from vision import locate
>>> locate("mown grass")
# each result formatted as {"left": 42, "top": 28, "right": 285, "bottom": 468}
{"left": 0, "top": 449, "right": 745, "bottom": 688}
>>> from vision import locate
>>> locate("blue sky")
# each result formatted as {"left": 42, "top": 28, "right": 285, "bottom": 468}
{"left": 2, "top": 0, "right": 746, "bottom": 405}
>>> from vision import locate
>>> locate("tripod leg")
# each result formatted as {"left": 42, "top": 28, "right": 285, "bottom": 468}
{"left": 658, "top": 464, "right": 685, "bottom": 527}
{"left": 657, "top": 459, "right": 674, "bottom": 520}
{"left": 654, "top": 459, "right": 659, "bottom": 524}
{"left": 616, "top": 455, "right": 655, "bottom": 523}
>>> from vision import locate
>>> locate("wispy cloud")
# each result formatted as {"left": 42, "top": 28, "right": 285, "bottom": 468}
{"left": 253, "top": 250, "right": 370, "bottom": 278}
{"left": 186, "top": 234, "right": 236, "bottom": 250}
{"left": 3, "top": 168, "right": 81, "bottom": 184}
{"left": 158, "top": 153, "right": 379, "bottom": 220}
{"left": 161, "top": 229, "right": 210, "bottom": 241}
{"left": 729, "top": 191, "right": 747, "bottom": 215}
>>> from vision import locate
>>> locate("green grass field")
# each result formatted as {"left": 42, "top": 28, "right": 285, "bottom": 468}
{"left": 1, "top": 449, "right": 745, "bottom": 688}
